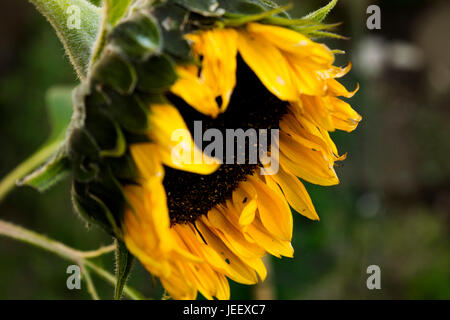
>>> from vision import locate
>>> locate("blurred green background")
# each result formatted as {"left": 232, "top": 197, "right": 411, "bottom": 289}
{"left": 0, "top": 0, "right": 448, "bottom": 299}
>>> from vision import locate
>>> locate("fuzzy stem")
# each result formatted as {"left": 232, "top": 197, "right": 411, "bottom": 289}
{"left": 81, "top": 263, "right": 100, "bottom": 300}
{"left": 0, "top": 220, "right": 144, "bottom": 300}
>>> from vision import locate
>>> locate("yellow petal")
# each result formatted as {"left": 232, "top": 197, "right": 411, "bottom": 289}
{"left": 279, "top": 132, "right": 339, "bottom": 186}
{"left": 189, "top": 29, "right": 238, "bottom": 111}
{"left": 326, "top": 96, "right": 362, "bottom": 132}
{"left": 231, "top": 182, "right": 258, "bottom": 228}
{"left": 247, "top": 175, "right": 293, "bottom": 241}
{"left": 149, "top": 104, "right": 220, "bottom": 175}
{"left": 129, "top": 143, "right": 164, "bottom": 182}
{"left": 237, "top": 31, "right": 298, "bottom": 101}
{"left": 327, "top": 79, "right": 359, "bottom": 98}
{"left": 195, "top": 220, "right": 259, "bottom": 285}
{"left": 245, "top": 216, "right": 294, "bottom": 258}
{"left": 271, "top": 168, "right": 319, "bottom": 221}
{"left": 204, "top": 208, "right": 266, "bottom": 259}
{"left": 246, "top": 22, "right": 334, "bottom": 66}
{"left": 171, "top": 66, "right": 220, "bottom": 118}
{"left": 288, "top": 58, "right": 328, "bottom": 96}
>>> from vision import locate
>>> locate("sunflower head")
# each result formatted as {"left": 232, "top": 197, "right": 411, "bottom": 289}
{"left": 27, "top": 0, "right": 362, "bottom": 299}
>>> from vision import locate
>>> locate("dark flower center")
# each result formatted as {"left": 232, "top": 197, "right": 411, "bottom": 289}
{"left": 165, "top": 56, "right": 288, "bottom": 225}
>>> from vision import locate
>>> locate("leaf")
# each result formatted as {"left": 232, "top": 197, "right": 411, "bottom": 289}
{"left": 72, "top": 166, "right": 127, "bottom": 234}
{"left": 104, "top": 0, "right": 133, "bottom": 26}
{"left": 222, "top": 4, "right": 292, "bottom": 27}
{"left": 90, "top": 0, "right": 134, "bottom": 64}
{"left": 151, "top": 3, "right": 193, "bottom": 62}
{"left": 108, "top": 12, "right": 162, "bottom": 61}
{"left": 101, "top": 88, "right": 149, "bottom": 134}
{"left": 83, "top": 96, "right": 128, "bottom": 158}
{"left": 307, "top": 30, "right": 348, "bottom": 40}
{"left": 92, "top": 51, "right": 137, "bottom": 94}
{"left": 136, "top": 54, "right": 177, "bottom": 93}
{"left": 17, "top": 86, "right": 75, "bottom": 192}
{"left": 219, "top": 0, "right": 266, "bottom": 15}
{"left": 303, "top": 0, "right": 338, "bottom": 23}
{"left": 29, "top": 0, "right": 102, "bottom": 78}
{"left": 171, "top": 0, "right": 225, "bottom": 16}
{"left": 114, "top": 240, "right": 135, "bottom": 300}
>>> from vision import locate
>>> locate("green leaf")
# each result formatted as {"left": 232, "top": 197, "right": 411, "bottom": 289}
{"left": 101, "top": 88, "right": 149, "bottom": 133}
{"left": 109, "top": 12, "right": 162, "bottom": 61}
{"left": 303, "top": 0, "right": 338, "bottom": 23}
{"left": 307, "top": 30, "right": 347, "bottom": 40}
{"left": 219, "top": 0, "right": 266, "bottom": 15}
{"left": 72, "top": 166, "right": 127, "bottom": 234}
{"left": 92, "top": 52, "right": 138, "bottom": 94}
{"left": 98, "top": 121, "right": 127, "bottom": 158}
{"left": 222, "top": 4, "right": 292, "bottom": 27}
{"left": 82, "top": 94, "right": 128, "bottom": 158}
{"left": 90, "top": 0, "right": 134, "bottom": 65}
{"left": 151, "top": 3, "right": 193, "bottom": 62}
{"left": 136, "top": 55, "right": 178, "bottom": 93}
{"left": 114, "top": 240, "right": 135, "bottom": 300}
{"left": 171, "top": 0, "right": 225, "bottom": 16}
{"left": 104, "top": 0, "right": 133, "bottom": 26}
{"left": 220, "top": 0, "right": 291, "bottom": 18}
{"left": 28, "top": 0, "right": 102, "bottom": 78}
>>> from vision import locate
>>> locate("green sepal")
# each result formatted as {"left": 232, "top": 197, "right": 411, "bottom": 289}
{"left": 98, "top": 121, "right": 127, "bottom": 158}
{"left": 151, "top": 3, "right": 193, "bottom": 62}
{"left": 219, "top": 0, "right": 267, "bottom": 16}
{"left": 91, "top": 0, "right": 134, "bottom": 65}
{"left": 104, "top": 0, "right": 133, "bottom": 26}
{"left": 108, "top": 153, "right": 138, "bottom": 181}
{"left": 162, "top": 30, "right": 193, "bottom": 63}
{"left": 292, "top": 22, "right": 343, "bottom": 34}
{"left": 91, "top": 51, "right": 137, "bottom": 95}
{"left": 303, "top": 0, "right": 338, "bottom": 23}
{"left": 83, "top": 93, "right": 128, "bottom": 158}
{"left": 170, "top": 0, "right": 225, "bottom": 17}
{"left": 114, "top": 239, "right": 135, "bottom": 300}
{"left": 72, "top": 165, "right": 127, "bottom": 236}
{"left": 136, "top": 54, "right": 177, "bottom": 93}
{"left": 220, "top": 0, "right": 290, "bottom": 18}
{"left": 67, "top": 128, "right": 101, "bottom": 182}
{"left": 307, "top": 30, "right": 348, "bottom": 40}
{"left": 72, "top": 179, "right": 117, "bottom": 235}
{"left": 72, "top": 180, "right": 111, "bottom": 233}
{"left": 101, "top": 88, "right": 149, "bottom": 134}
{"left": 221, "top": 4, "right": 292, "bottom": 27}
{"left": 109, "top": 12, "right": 162, "bottom": 61}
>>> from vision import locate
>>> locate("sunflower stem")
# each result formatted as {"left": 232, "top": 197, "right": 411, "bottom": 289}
{"left": 0, "top": 219, "right": 144, "bottom": 300}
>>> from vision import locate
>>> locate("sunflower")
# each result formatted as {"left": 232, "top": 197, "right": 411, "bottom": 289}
{"left": 34, "top": 0, "right": 364, "bottom": 300}
{"left": 121, "top": 20, "right": 361, "bottom": 299}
